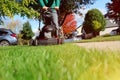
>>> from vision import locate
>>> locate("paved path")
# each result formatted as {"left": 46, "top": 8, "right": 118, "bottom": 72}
{"left": 75, "top": 41, "right": 120, "bottom": 51}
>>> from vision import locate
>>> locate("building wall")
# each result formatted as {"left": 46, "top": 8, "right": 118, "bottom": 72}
{"left": 100, "top": 27, "right": 118, "bottom": 36}
{"left": 76, "top": 26, "right": 82, "bottom": 35}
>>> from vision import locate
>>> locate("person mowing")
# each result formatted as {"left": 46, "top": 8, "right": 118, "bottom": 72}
{"left": 38, "top": 0, "right": 61, "bottom": 37}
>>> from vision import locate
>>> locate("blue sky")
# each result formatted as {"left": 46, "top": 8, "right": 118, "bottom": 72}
{"left": 1, "top": 0, "right": 111, "bottom": 32}
{"left": 88, "top": 0, "right": 111, "bottom": 14}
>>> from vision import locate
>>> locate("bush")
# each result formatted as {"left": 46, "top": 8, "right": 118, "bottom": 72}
{"left": 83, "top": 9, "right": 106, "bottom": 35}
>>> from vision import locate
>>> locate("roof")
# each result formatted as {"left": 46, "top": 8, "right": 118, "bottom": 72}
{"left": 105, "top": 19, "right": 119, "bottom": 28}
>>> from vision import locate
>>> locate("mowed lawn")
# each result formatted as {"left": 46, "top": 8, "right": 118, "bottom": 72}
{"left": 78, "top": 35, "right": 120, "bottom": 43}
{"left": 0, "top": 44, "right": 120, "bottom": 80}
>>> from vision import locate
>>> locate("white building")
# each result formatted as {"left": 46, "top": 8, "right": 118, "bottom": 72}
{"left": 100, "top": 19, "right": 119, "bottom": 36}
{"left": 76, "top": 19, "right": 119, "bottom": 36}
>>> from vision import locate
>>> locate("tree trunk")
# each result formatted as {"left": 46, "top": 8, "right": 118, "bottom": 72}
{"left": 93, "top": 31, "right": 99, "bottom": 37}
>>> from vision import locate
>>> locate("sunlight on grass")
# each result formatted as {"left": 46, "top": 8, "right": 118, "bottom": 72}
{"left": 0, "top": 44, "right": 120, "bottom": 80}
{"left": 78, "top": 35, "right": 120, "bottom": 43}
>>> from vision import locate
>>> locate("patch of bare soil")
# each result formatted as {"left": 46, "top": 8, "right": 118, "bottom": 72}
{"left": 75, "top": 41, "right": 120, "bottom": 51}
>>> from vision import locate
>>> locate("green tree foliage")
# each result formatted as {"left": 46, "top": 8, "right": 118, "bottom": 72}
{"left": 92, "top": 20, "right": 102, "bottom": 30}
{"left": 83, "top": 9, "right": 106, "bottom": 35}
{"left": 0, "top": 0, "right": 39, "bottom": 21}
{"left": 21, "top": 21, "right": 33, "bottom": 40}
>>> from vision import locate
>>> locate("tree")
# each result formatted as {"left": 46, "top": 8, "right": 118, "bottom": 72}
{"left": 62, "top": 13, "right": 77, "bottom": 35}
{"left": 0, "top": 0, "right": 39, "bottom": 23}
{"left": 106, "top": 0, "right": 120, "bottom": 26}
{"left": 30, "top": 0, "right": 97, "bottom": 25}
{"left": 60, "top": 0, "right": 95, "bottom": 14}
{"left": 4, "top": 19, "right": 23, "bottom": 33}
{"left": 83, "top": 9, "right": 106, "bottom": 36}
{"left": 59, "top": 0, "right": 96, "bottom": 25}
{"left": 21, "top": 21, "right": 33, "bottom": 40}
{"left": 0, "top": 0, "right": 96, "bottom": 25}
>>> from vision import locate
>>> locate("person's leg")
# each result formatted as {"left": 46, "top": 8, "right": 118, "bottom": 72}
{"left": 51, "top": 11, "right": 59, "bottom": 30}
{"left": 51, "top": 11, "right": 60, "bottom": 37}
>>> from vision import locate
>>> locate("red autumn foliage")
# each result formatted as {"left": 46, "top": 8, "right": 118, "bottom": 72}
{"left": 106, "top": 0, "right": 120, "bottom": 22}
{"left": 62, "top": 13, "right": 77, "bottom": 34}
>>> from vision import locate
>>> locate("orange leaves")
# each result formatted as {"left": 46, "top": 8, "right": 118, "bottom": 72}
{"left": 62, "top": 13, "right": 77, "bottom": 34}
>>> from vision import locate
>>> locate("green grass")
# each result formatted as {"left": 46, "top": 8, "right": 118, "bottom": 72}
{"left": 78, "top": 35, "right": 120, "bottom": 43}
{"left": 0, "top": 44, "right": 120, "bottom": 80}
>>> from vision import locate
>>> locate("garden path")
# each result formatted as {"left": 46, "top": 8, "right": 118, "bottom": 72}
{"left": 75, "top": 41, "right": 120, "bottom": 51}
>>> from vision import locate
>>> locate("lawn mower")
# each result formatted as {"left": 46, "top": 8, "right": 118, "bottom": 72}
{"left": 30, "top": 8, "right": 64, "bottom": 45}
